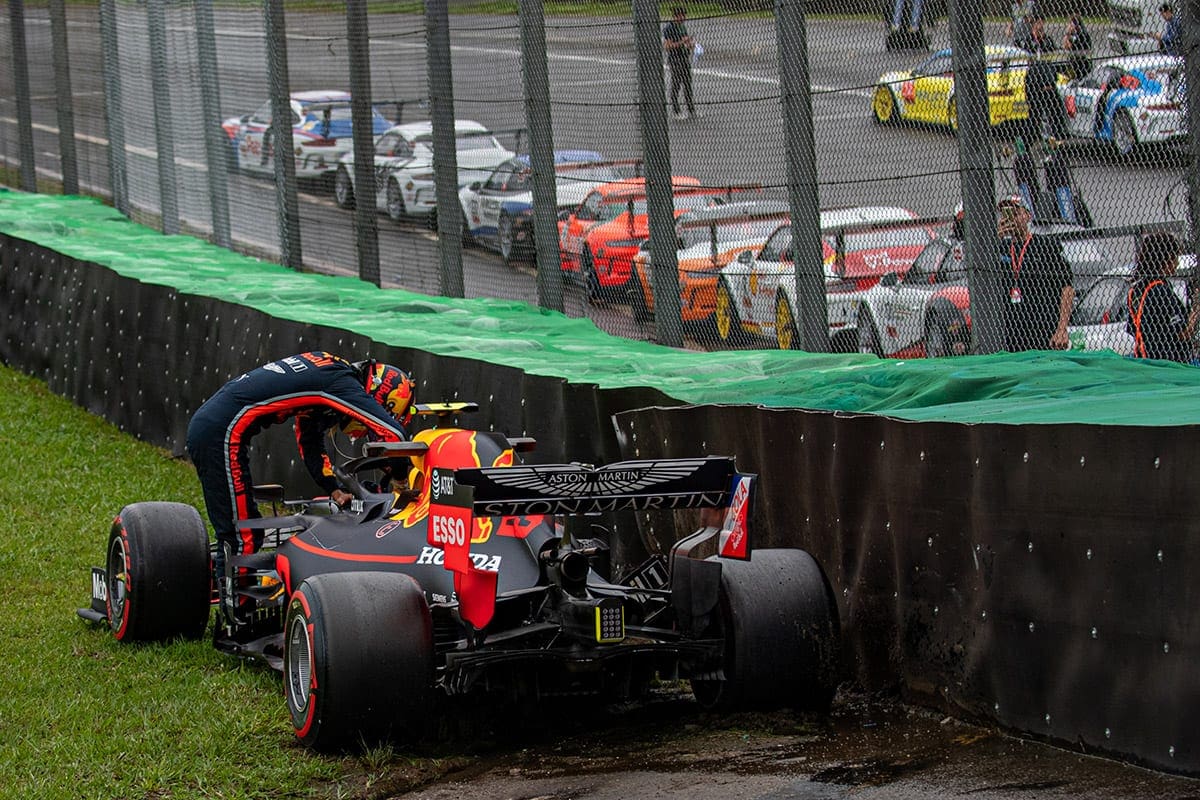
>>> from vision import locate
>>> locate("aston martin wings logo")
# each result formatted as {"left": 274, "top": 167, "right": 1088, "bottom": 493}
{"left": 485, "top": 459, "right": 711, "bottom": 498}
{"left": 458, "top": 457, "right": 737, "bottom": 517}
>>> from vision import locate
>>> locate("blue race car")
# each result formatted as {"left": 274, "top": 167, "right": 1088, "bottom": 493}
{"left": 1059, "top": 54, "right": 1186, "bottom": 157}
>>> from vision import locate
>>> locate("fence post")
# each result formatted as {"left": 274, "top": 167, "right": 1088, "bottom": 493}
{"left": 1184, "top": 0, "right": 1200, "bottom": 262}
{"left": 98, "top": 0, "right": 129, "bottom": 214}
{"left": 347, "top": 0, "right": 382, "bottom": 287}
{"left": 264, "top": 0, "right": 302, "bottom": 269}
{"left": 48, "top": 0, "right": 79, "bottom": 195}
{"left": 426, "top": 0, "right": 465, "bottom": 299}
{"left": 633, "top": 0, "right": 683, "bottom": 347}
{"left": 8, "top": 0, "right": 38, "bottom": 193}
{"left": 949, "top": 0, "right": 1001, "bottom": 353}
{"left": 774, "top": 0, "right": 827, "bottom": 352}
{"left": 147, "top": 0, "right": 180, "bottom": 235}
{"left": 519, "top": 0, "right": 565, "bottom": 313}
{"left": 194, "top": 0, "right": 232, "bottom": 248}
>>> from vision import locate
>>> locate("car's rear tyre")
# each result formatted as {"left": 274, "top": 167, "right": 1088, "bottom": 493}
{"left": 386, "top": 179, "right": 406, "bottom": 221}
{"left": 714, "top": 279, "right": 743, "bottom": 345}
{"left": 872, "top": 85, "right": 897, "bottom": 125}
{"left": 857, "top": 310, "right": 883, "bottom": 356}
{"left": 775, "top": 293, "right": 799, "bottom": 351}
{"left": 691, "top": 549, "right": 840, "bottom": 712}
{"left": 925, "top": 305, "right": 968, "bottom": 357}
{"left": 1112, "top": 111, "right": 1138, "bottom": 159}
{"left": 333, "top": 167, "right": 355, "bottom": 210}
{"left": 629, "top": 274, "right": 653, "bottom": 326}
{"left": 285, "top": 572, "right": 433, "bottom": 752}
{"left": 582, "top": 247, "right": 605, "bottom": 305}
{"left": 947, "top": 96, "right": 958, "bottom": 133}
{"left": 106, "top": 502, "right": 210, "bottom": 642}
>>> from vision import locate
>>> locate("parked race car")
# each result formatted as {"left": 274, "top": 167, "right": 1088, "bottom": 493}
{"left": 628, "top": 200, "right": 791, "bottom": 332}
{"left": 221, "top": 90, "right": 392, "bottom": 180}
{"left": 847, "top": 223, "right": 1188, "bottom": 358}
{"left": 1058, "top": 54, "right": 1187, "bottom": 157}
{"left": 714, "top": 207, "right": 938, "bottom": 351}
{"left": 457, "top": 153, "right": 637, "bottom": 265}
{"left": 334, "top": 120, "right": 515, "bottom": 220}
{"left": 559, "top": 178, "right": 762, "bottom": 303}
{"left": 872, "top": 45, "right": 1038, "bottom": 130}
{"left": 78, "top": 403, "right": 840, "bottom": 751}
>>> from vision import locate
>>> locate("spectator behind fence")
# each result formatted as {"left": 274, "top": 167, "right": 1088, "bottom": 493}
{"left": 1061, "top": 14, "right": 1092, "bottom": 81}
{"left": 1152, "top": 3, "right": 1181, "bottom": 56}
{"left": 890, "top": 0, "right": 925, "bottom": 34}
{"left": 1020, "top": 16, "right": 1066, "bottom": 141}
{"left": 1126, "top": 232, "right": 1191, "bottom": 362}
{"left": 663, "top": 5, "right": 696, "bottom": 120}
{"left": 996, "top": 195, "right": 1074, "bottom": 352}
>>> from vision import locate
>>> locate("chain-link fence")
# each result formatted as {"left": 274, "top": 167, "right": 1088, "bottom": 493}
{"left": 2, "top": 0, "right": 1196, "bottom": 360}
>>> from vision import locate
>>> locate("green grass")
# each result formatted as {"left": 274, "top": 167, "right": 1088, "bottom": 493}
{"left": 0, "top": 363, "right": 455, "bottom": 799}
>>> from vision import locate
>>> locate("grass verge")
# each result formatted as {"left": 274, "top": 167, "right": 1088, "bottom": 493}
{"left": 0, "top": 363, "right": 453, "bottom": 799}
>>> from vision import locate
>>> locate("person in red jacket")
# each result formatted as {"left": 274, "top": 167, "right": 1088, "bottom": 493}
{"left": 186, "top": 352, "right": 414, "bottom": 576}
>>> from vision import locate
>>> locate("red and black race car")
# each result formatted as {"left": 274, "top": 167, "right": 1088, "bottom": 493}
{"left": 79, "top": 403, "right": 840, "bottom": 751}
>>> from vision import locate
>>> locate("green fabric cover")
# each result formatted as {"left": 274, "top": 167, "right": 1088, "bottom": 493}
{"left": 3, "top": 189, "right": 1197, "bottom": 426}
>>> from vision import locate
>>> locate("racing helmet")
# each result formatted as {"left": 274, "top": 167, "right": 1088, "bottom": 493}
{"left": 368, "top": 362, "right": 416, "bottom": 427}
{"left": 350, "top": 360, "right": 415, "bottom": 430}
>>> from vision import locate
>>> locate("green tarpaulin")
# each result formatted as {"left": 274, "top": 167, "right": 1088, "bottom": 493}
{"left": 3, "top": 189, "right": 1197, "bottom": 425}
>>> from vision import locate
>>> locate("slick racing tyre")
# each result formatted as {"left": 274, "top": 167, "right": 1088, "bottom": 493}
{"left": 857, "top": 310, "right": 884, "bottom": 357}
{"left": 872, "top": 85, "right": 898, "bottom": 125}
{"left": 386, "top": 179, "right": 407, "bottom": 221}
{"left": 106, "top": 502, "right": 210, "bottom": 642}
{"left": 774, "top": 293, "right": 799, "bottom": 351}
{"left": 285, "top": 572, "right": 434, "bottom": 752}
{"left": 691, "top": 549, "right": 840, "bottom": 712}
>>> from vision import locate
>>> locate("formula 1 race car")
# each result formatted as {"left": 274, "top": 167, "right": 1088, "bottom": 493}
{"left": 78, "top": 404, "right": 840, "bottom": 751}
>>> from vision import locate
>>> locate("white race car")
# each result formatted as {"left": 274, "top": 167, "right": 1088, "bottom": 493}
{"left": 333, "top": 120, "right": 515, "bottom": 220}
{"left": 714, "top": 206, "right": 937, "bottom": 351}
{"left": 849, "top": 227, "right": 1190, "bottom": 358}
{"left": 221, "top": 90, "right": 391, "bottom": 181}
{"left": 457, "top": 153, "right": 636, "bottom": 265}
{"left": 1058, "top": 54, "right": 1186, "bottom": 157}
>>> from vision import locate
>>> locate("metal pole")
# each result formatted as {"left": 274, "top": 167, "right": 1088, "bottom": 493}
{"left": 632, "top": 0, "right": 683, "bottom": 347}
{"left": 194, "top": 0, "right": 232, "bottom": 248}
{"left": 147, "top": 0, "right": 180, "bottom": 235}
{"left": 949, "top": 0, "right": 1001, "bottom": 353}
{"left": 347, "top": 0, "right": 382, "bottom": 287}
{"left": 1183, "top": 0, "right": 1200, "bottom": 263}
{"left": 519, "top": 0, "right": 564, "bottom": 313}
{"left": 774, "top": 0, "right": 828, "bottom": 352}
{"left": 8, "top": 0, "right": 38, "bottom": 192}
{"left": 48, "top": 0, "right": 79, "bottom": 195}
{"left": 265, "top": 0, "right": 302, "bottom": 269}
{"left": 98, "top": 0, "right": 129, "bottom": 214}
{"left": 426, "top": 0, "right": 465, "bottom": 298}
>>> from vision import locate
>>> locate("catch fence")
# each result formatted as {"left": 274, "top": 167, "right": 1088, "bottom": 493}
{"left": 2, "top": 0, "right": 1197, "bottom": 359}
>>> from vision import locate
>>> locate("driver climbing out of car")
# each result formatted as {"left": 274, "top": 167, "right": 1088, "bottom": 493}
{"left": 186, "top": 352, "right": 415, "bottom": 587}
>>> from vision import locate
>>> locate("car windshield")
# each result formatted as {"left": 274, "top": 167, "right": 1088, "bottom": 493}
{"left": 1071, "top": 275, "right": 1131, "bottom": 326}
{"left": 456, "top": 133, "right": 504, "bottom": 151}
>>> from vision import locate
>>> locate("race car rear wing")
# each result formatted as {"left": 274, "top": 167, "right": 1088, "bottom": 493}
{"left": 428, "top": 456, "right": 755, "bottom": 630}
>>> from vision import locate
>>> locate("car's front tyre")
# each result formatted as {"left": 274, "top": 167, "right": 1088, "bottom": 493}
{"left": 872, "top": 85, "right": 898, "bottom": 126}
{"left": 105, "top": 502, "right": 210, "bottom": 642}
{"left": 1111, "top": 111, "right": 1139, "bottom": 159}
{"left": 714, "top": 278, "right": 745, "bottom": 346}
{"left": 285, "top": 572, "right": 433, "bottom": 752}
{"left": 386, "top": 179, "right": 407, "bottom": 221}
{"left": 857, "top": 309, "right": 883, "bottom": 357}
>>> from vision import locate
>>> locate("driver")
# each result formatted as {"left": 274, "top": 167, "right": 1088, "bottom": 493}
{"left": 186, "top": 352, "right": 415, "bottom": 568}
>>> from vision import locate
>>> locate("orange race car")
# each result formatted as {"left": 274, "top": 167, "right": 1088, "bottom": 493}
{"left": 628, "top": 200, "right": 791, "bottom": 332}
{"left": 558, "top": 177, "right": 761, "bottom": 303}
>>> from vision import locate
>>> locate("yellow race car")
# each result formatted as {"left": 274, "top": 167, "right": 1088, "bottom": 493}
{"left": 872, "top": 45, "right": 1036, "bottom": 130}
